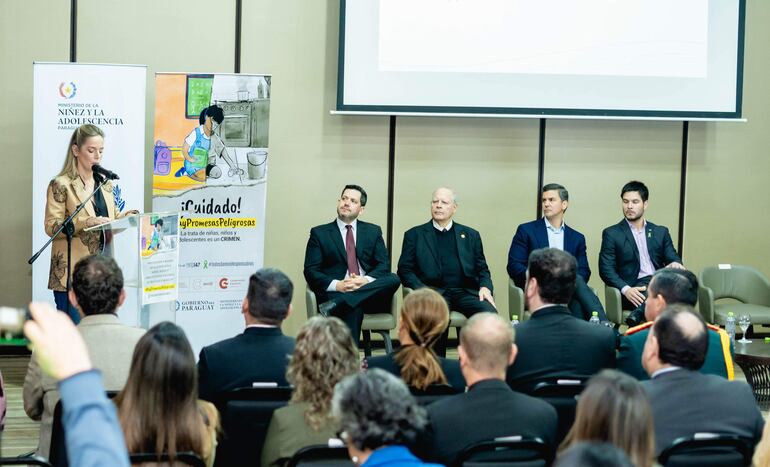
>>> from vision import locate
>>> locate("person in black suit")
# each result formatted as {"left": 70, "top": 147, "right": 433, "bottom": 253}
{"left": 506, "top": 248, "right": 616, "bottom": 393}
{"left": 397, "top": 187, "right": 496, "bottom": 356}
{"left": 422, "top": 312, "right": 558, "bottom": 465}
{"left": 599, "top": 181, "right": 683, "bottom": 326}
{"left": 507, "top": 183, "right": 606, "bottom": 321}
{"left": 197, "top": 268, "right": 296, "bottom": 402}
{"left": 303, "top": 185, "right": 401, "bottom": 345}
{"left": 641, "top": 305, "right": 764, "bottom": 456}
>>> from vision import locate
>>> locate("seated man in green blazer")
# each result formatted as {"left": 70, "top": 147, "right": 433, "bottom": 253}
{"left": 618, "top": 268, "right": 734, "bottom": 380}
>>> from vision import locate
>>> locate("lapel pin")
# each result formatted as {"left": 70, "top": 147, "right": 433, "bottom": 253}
{"left": 647, "top": 231, "right": 652, "bottom": 238}
{"left": 460, "top": 233, "right": 466, "bottom": 239}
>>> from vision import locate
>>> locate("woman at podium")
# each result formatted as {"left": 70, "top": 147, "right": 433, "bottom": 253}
{"left": 44, "top": 124, "right": 138, "bottom": 323}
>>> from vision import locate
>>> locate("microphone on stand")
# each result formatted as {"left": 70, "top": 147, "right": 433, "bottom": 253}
{"left": 92, "top": 164, "right": 120, "bottom": 180}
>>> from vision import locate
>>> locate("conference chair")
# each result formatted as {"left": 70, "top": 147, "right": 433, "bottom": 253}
{"left": 508, "top": 279, "right": 527, "bottom": 322}
{"left": 657, "top": 433, "right": 752, "bottom": 467}
{"left": 0, "top": 457, "right": 52, "bottom": 466}
{"left": 213, "top": 386, "right": 293, "bottom": 467}
{"left": 604, "top": 285, "right": 629, "bottom": 327}
{"left": 699, "top": 265, "right": 770, "bottom": 326}
{"left": 451, "top": 437, "right": 553, "bottom": 467}
{"left": 49, "top": 391, "right": 119, "bottom": 467}
{"left": 129, "top": 452, "right": 206, "bottom": 467}
{"left": 286, "top": 444, "right": 353, "bottom": 467}
{"left": 531, "top": 378, "right": 587, "bottom": 445}
{"left": 305, "top": 286, "right": 397, "bottom": 356}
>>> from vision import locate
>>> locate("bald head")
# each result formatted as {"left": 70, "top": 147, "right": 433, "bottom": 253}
{"left": 459, "top": 312, "right": 514, "bottom": 374}
{"left": 651, "top": 304, "right": 708, "bottom": 370}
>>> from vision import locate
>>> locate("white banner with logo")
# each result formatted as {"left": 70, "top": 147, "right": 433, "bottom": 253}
{"left": 32, "top": 62, "right": 146, "bottom": 326}
{"left": 151, "top": 72, "right": 270, "bottom": 355}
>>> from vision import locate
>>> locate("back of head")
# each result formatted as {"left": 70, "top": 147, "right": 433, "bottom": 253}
{"left": 652, "top": 304, "right": 708, "bottom": 370}
{"left": 650, "top": 269, "right": 698, "bottom": 306}
{"left": 394, "top": 288, "right": 450, "bottom": 389}
{"left": 555, "top": 442, "right": 634, "bottom": 467}
{"left": 245, "top": 268, "right": 293, "bottom": 325}
{"left": 621, "top": 180, "right": 649, "bottom": 202}
{"left": 117, "top": 322, "right": 205, "bottom": 457}
{"left": 562, "top": 370, "right": 654, "bottom": 467}
{"left": 288, "top": 317, "right": 359, "bottom": 430}
{"left": 527, "top": 248, "right": 577, "bottom": 304}
{"left": 459, "top": 312, "right": 513, "bottom": 376}
{"left": 72, "top": 254, "right": 123, "bottom": 316}
{"left": 332, "top": 369, "right": 427, "bottom": 451}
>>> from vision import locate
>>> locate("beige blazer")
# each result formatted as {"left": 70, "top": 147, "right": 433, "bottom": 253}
{"left": 23, "top": 313, "right": 145, "bottom": 458}
{"left": 44, "top": 174, "right": 131, "bottom": 292}
{"left": 261, "top": 402, "right": 340, "bottom": 467}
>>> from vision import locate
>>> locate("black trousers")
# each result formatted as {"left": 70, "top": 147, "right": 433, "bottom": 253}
{"left": 434, "top": 287, "right": 497, "bottom": 357}
{"left": 567, "top": 275, "right": 607, "bottom": 321}
{"left": 322, "top": 273, "right": 401, "bottom": 346}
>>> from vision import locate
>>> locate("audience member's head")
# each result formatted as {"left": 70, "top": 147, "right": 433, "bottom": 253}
{"left": 644, "top": 268, "right": 698, "bottom": 321}
{"left": 332, "top": 369, "right": 428, "bottom": 464}
{"left": 70, "top": 254, "right": 125, "bottom": 317}
{"left": 116, "top": 322, "right": 215, "bottom": 460}
{"left": 555, "top": 442, "right": 634, "bottom": 467}
{"left": 458, "top": 312, "right": 516, "bottom": 384}
{"left": 561, "top": 370, "right": 654, "bottom": 467}
{"left": 643, "top": 304, "right": 708, "bottom": 376}
{"left": 395, "top": 288, "right": 450, "bottom": 390}
{"left": 287, "top": 316, "right": 358, "bottom": 430}
{"left": 243, "top": 268, "right": 293, "bottom": 326}
{"left": 525, "top": 248, "right": 577, "bottom": 310}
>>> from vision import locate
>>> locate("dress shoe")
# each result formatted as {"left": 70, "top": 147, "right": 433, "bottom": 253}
{"left": 318, "top": 300, "right": 338, "bottom": 317}
{"left": 625, "top": 309, "right": 646, "bottom": 328}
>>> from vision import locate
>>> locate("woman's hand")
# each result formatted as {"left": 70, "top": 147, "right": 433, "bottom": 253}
{"left": 85, "top": 216, "right": 111, "bottom": 228}
{"left": 24, "top": 302, "right": 92, "bottom": 381}
{"left": 122, "top": 209, "right": 140, "bottom": 216}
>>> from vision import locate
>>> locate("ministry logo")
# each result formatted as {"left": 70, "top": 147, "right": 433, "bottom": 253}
{"left": 58, "top": 81, "right": 77, "bottom": 99}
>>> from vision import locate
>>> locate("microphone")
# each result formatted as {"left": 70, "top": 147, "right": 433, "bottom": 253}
{"left": 92, "top": 164, "right": 119, "bottom": 180}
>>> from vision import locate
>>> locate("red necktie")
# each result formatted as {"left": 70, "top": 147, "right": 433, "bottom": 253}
{"left": 345, "top": 225, "right": 360, "bottom": 276}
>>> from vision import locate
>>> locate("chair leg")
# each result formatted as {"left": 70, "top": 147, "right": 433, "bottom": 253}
{"left": 362, "top": 330, "right": 372, "bottom": 357}
{"left": 375, "top": 331, "right": 393, "bottom": 354}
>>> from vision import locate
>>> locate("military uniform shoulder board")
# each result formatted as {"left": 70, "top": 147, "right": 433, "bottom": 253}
{"left": 625, "top": 321, "right": 653, "bottom": 336}
{"left": 706, "top": 323, "right": 721, "bottom": 332}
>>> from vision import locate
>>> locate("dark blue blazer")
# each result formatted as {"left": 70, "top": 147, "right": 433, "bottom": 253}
{"left": 507, "top": 218, "right": 591, "bottom": 288}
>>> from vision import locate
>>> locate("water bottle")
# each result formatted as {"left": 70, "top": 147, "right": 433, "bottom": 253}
{"left": 725, "top": 312, "right": 736, "bottom": 345}
{"left": 589, "top": 311, "right": 601, "bottom": 325}
{"left": 511, "top": 315, "right": 520, "bottom": 328}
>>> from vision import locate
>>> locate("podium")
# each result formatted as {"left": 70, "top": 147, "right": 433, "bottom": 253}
{"left": 85, "top": 212, "right": 180, "bottom": 329}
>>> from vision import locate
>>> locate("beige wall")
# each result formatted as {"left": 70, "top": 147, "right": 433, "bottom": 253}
{"left": 2, "top": 0, "right": 768, "bottom": 338}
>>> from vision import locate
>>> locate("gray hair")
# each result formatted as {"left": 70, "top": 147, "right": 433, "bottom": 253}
{"left": 332, "top": 369, "right": 428, "bottom": 450}
{"left": 432, "top": 186, "right": 457, "bottom": 204}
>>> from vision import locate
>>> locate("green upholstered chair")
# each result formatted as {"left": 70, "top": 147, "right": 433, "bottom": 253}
{"left": 699, "top": 265, "right": 770, "bottom": 325}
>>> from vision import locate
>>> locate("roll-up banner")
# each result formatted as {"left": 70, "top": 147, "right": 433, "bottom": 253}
{"left": 151, "top": 73, "right": 270, "bottom": 355}
{"left": 32, "top": 62, "right": 146, "bottom": 326}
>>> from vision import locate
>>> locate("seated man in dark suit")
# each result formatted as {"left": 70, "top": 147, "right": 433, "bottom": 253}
{"left": 507, "top": 183, "right": 606, "bottom": 321}
{"left": 398, "top": 187, "right": 496, "bottom": 356}
{"left": 618, "top": 268, "right": 733, "bottom": 380}
{"left": 506, "top": 248, "right": 616, "bottom": 393}
{"left": 198, "top": 268, "right": 296, "bottom": 401}
{"left": 599, "top": 180, "right": 683, "bottom": 327}
{"left": 303, "top": 184, "right": 401, "bottom": 345}
{"left": 423, "top": 312, "right": 557, "bottom": 465}
{"left": 641, "top": 305, "right": 763, "bottom": 456}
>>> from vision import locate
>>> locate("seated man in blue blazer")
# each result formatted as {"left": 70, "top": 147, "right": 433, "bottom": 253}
{"left": 507, "top": 183, "right": 605, "bottom": 321}
{"left": 599, "top": 180, "right": 683, "bottom": 327}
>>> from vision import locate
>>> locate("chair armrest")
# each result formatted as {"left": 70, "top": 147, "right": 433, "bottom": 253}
{"left": 305, "top": 286, "right": 318, "bottom": 319}
{"left": 389, "top": 288, "right": 400, "bottom": 320}
{"left": 604, "top": 285, "right": 623, "bottom": 325}
{"left": 508, "top": 278, "right": 525, "bottom": 322}
{"left": 698, "top": 285, "right": 715, "bottom": 324}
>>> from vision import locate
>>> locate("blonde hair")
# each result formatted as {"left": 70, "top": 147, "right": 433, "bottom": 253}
{"left": 57, "top": 124, "right": 105, "bottom": 178}
{"left": 560, "top": 370, "right": 655, "bottom": 467}
{"left": 394, "top": 288, "right": 450, "bottom": 390}
{"left": 287, "top": 317, "right": 359, "bottom": 430}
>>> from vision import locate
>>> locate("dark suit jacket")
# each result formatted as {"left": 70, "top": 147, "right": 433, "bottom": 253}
{"left": 423, "top": 379, "right": 558, "bottom": 465}
{"left": 507, "top": 218, "right": 591, "bottom": 288}
{"left": 365, "top": 350, "right": 466, "bottom": 391}
{"left": 506, "top": 306, "right": 616, "bottom": 392}
{"left": 598, "top": 219, "right": 681, "bottom": 290}
{"left": 617, "top": 325, "right": 733, "bottom": 381}
{"left": 303, "top": 219, "right": 392, "bottom": 296}
{"left": 642, "top": 369, "right": 764, "bottom": 456}
{"left": 397, "top": 221, "right": 493, "bottom": 294}
{"left": 197, "top": 327, "right": 295, "bottom": 401}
